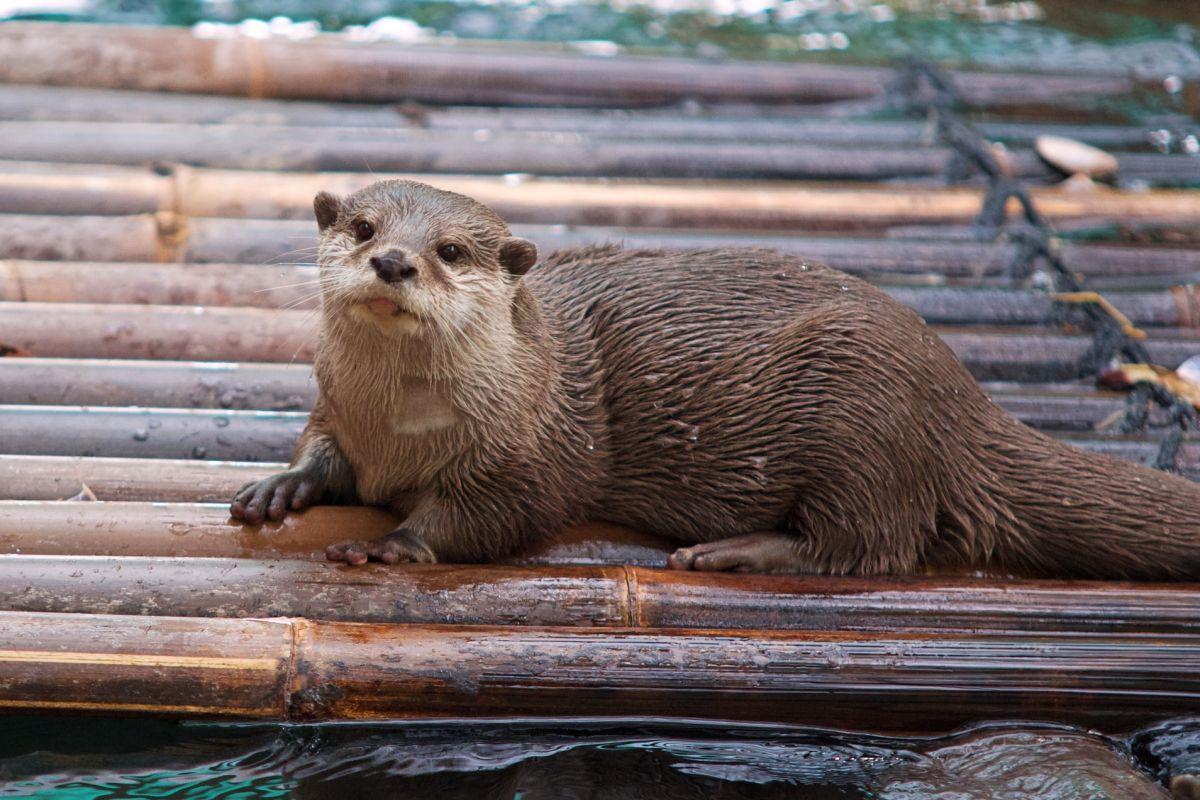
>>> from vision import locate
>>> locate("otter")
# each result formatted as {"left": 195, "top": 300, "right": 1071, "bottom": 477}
{"left": 230, "top": 179, "right": 1200, "bottom": 579}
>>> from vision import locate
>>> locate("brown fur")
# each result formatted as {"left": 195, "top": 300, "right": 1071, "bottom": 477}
{"left": 231, "top": 179, "right": 1200, "bottom": 579}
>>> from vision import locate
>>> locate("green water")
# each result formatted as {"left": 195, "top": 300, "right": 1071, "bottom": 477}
{"left": 3, "top": 0, "right": 1196, "bottom": 78}
{"left": 2, "top": 717, "right": 1198, "bottom": 799}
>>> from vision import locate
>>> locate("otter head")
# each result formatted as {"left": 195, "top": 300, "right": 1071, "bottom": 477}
{"left": 312, "top": 180, "right": 537, "bottom": 343}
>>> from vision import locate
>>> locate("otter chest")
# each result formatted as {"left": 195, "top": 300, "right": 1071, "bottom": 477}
{"left": 329, "top": 376, "right": 462, "bottom": 505}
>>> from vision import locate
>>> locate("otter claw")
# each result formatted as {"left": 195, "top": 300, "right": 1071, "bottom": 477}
{"left": 325, "top": 528, "right": 436, "bottom": 566}
{"left": 230, "top": 470, "right": 316, "bottom": 524}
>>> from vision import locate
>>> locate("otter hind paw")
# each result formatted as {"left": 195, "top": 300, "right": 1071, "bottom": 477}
{"left": 229, "top": 470, "right": 319, "bottom": 524}
{"left": 325, "top": 528, "right": 436, "bottom": 567}
{"left": 668, "top": 532, "right": 812, "bottom": 575}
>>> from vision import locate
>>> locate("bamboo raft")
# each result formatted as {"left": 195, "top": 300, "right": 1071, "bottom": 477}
{"left": 2, "top": 21, "right": 1200, "bottom": 735}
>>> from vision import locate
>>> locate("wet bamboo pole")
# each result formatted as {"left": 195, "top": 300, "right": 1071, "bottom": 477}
{"left": 0, "top": 406, "right": 305, "bottom": 461}
{"left": 7, "top": 554, "right": 1200, "bottom": 635}
{"left": 0, "top": 260, "right": 321, "bottom": 308}
{"left": 0, "top": 455, "right": 279, "bottom": 502}
{"left": 7, "top": 261, "right": 1200, "bottom": 329}
{"left": 0, "top": 85, "right": 1166, "bottom": 149}
{"left": 1, "top": 609, "right": 1198, "bottom": 732}
{"left": 0, "top": 501, "right": 397, "bottom": 558}
{"left": 0, "top": 358, "right": 314, "bottom": 409}
{"left": 0, "top": 359, "right": 1152, "bottom": 436}
{"left": 5, "top": 302, "right": 1200, "bottom": 378}
{"left": 0, "top": 22, "right": 1137, "bottom": 109}
{"left": 7, "top": 163, "right": 1200, "bottom": 230}
{"left": 0, "top": 302, "right": 316, "bottom": 362}
{"left": 0, "top": 121, "right": 1073, "bottom": 182}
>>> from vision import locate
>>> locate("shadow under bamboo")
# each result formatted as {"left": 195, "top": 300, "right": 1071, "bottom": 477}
{"left": 0, "top": 22, "right": 1137, "bottom": 109}
{"left": 1, "top": 610, "right": 1198, "bottom": 733}
{"left": 7, "top": 554, "right": 1200, "bottom": 635}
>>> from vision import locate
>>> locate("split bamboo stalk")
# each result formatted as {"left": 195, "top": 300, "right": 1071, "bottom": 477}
{"left": 0, "top": 22, "right": 1137, "bottom": 109}
{"left": 0, "top": 610, "right": 1197, "bottom": 731}
{"left": 0, "top": 405, "right": 305, "bottom": 461}
{"left": 7, "top": 261, "right": 1200, "bottom": 329}
{"left": 0, "top": 85, "right": 1165, "bottom": 149}
{"left": 7, "top": 554, "right": 1200, "bottom": 635}
{"left": 6, "top": 163, "right": 1200, "bottom": 230}
{"left": 0, "top": 455, "right": 279, "bottom": 502}
{"left": 6, "top": 302, "right": 1200, "bottom": 379}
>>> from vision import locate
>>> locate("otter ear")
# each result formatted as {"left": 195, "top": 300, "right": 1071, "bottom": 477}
{"left": 498, "top": 237, "right": 538, "bottom": 276}
{"left": 313, "top": 191, "right": 343, "bottom": 232}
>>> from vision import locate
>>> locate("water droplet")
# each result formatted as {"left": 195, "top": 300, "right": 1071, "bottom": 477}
{"left": 132, "top": 428, "right": 149, "bottom": 441}
{"left": 214, "top": 416, "right": 231, "bottom": 428}
{"left": 191, "top": 446, "right": 208, "bottom": 459}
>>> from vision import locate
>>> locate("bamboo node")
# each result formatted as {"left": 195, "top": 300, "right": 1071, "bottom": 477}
{"left": 153, "top": 211, "right": 190, "bottom": 262}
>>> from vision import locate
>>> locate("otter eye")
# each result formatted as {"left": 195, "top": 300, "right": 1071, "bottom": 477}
{"left": 437, "top": 243, "right": 461, "bottom": 263}
{"left": 353, "top": 220, "right": 375, "bottom": 243}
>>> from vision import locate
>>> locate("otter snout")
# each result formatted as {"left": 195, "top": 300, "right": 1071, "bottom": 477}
{"left": 370, "top": 251, "right": 417, "bottom": 284}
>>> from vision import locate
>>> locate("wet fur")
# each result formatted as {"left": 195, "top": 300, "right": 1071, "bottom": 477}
{"left": 247, "top": 180, "right": 1200, "bottom": 579}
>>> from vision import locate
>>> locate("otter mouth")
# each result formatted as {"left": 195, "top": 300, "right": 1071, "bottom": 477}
{"left": 358, "top": 297, "right": 419, "bottom": 320}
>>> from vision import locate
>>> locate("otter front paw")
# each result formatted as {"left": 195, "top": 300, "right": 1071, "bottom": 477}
{"left": 230, "top": 470, "right": 321, "bottom": 524}
{"left": 325, "top": 528, "right": 436, "bottom": 566}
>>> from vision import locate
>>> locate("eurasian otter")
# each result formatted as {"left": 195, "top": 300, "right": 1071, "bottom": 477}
{"left": 230, "top": 179, "right": 1200, "bottom": 579}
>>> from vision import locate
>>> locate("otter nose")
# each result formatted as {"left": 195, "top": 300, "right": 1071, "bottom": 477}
{"left": 369, "top": 251, "right": 417, "bottom": 284}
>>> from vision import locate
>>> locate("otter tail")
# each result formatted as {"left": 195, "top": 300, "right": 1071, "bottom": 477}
{"left": 968, "top": 412, "right": 1200, "bottom": 580}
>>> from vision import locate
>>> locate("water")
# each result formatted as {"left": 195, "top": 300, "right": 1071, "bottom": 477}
{"left": 2, "top": 717, "right": 1198, "bottom": 798}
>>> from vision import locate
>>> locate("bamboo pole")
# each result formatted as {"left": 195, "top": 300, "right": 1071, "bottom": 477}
{"left": 0, "top": 260, "right": 321, "bottom": 308}
{"left": 0, "top": 22, "right": 1136, "bottom": 109}
{"left": 7, "top": 261, "right": 1200, "bottom": 329}
{"left": 0, "top": 501, "right": 398, "bottom": 558}
{"left": 6, "top": 554, "right": 1200, "bottom": 635}
{"left": 0, "top": 406, "right": 305, "bottom": 461}
{"left": 0, "top": 358, "right": 1147, "bottom": 436}
{"left": 0, "top": 85, "right": 1165, "bottom": 148}
{"left": 0, "top": 455, "right": 279, "bottom": 502}
{"left": 0, "top": 610, "right": 1197, "bottom": 731}
{"left": 0, "top": 121, "right": 1064, "bottom": 182}
{"left": 0, "top": 358, "right": 314, "bottom": 409}
{"left": 7, "top": 163, "right": 1200, "bottom": 231}
{"left": 0, "top": 500, "right": 666, "bottom": 565}
{"left": 9, "top": 120, "right": 1189, "bottom": 185}
{"left": 5, "top": 302, "right": 1200, "bottom": 378}
{"left": 0, "top": 302, "right": 316, "bottom": 361}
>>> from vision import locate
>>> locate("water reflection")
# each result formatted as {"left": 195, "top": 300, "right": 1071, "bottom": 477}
{"left": 0, "top": 718, "right": 1189, "bottom": 799}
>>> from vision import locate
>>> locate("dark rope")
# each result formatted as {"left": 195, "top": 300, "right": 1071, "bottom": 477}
{"left": 892, "top": 58, "right": 1192, "bottom": 471}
